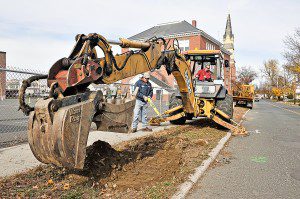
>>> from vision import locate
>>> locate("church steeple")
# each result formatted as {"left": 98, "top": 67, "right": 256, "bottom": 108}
{"left": 223, "top": 14, "right": 234, "bottom": 40}
{"left": 223, "top": 14, "right": 235, "bottom": 59}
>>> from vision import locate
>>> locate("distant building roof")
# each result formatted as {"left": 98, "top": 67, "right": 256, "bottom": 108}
{"left": 0, "top": 51, "right": 6, "bottom": 53}
{"left": 129, "top": 20, "right": 199, "bottom": 41}
{"left": 128, "top": 20, "right": 231, "bottom": 55}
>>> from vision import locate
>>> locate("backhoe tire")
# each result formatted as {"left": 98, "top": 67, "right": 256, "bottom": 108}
{"left": 247, "top": 101, "right": 253, "bottom": 109}
{"left": 216, "top": 94, "right": 233, "bottom": 120}
{"left": 186, "top": 113, "right": 194, "bottom": 120}
{"left": 169, "top": 97, "right": 186, "bottom": 125}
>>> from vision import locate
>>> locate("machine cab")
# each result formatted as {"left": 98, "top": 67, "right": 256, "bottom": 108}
{"left": 184, "top": 50, "right": 230, "bottom": 98}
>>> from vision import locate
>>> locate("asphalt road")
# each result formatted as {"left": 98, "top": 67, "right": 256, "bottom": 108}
{"left": 188, "top": 100, "right": 300, "bottom": 199}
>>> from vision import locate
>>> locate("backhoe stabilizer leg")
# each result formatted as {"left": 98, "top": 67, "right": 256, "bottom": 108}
{"left": 212, "top": 115, "right": 247, "bottom": 136}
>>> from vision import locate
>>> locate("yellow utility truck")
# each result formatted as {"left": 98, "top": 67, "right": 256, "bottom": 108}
{"left": 233, "top": 84, "right": 254, "bottom": 109}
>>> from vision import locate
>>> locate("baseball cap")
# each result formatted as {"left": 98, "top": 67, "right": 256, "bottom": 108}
{"left": 142, "top": 72, "right": 151, "bottom": 79}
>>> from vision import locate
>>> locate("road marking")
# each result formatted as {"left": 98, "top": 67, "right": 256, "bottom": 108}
{"left": 250, "top": 156, "right": 268, "bottom": 163}
{"left": 251, "top": 156, "right": 267, "bottom": 163}
{"left": 248, "top": 129, "right": 261, "bottom": 134}
{"left": 266, "top": 102, "right": 300, "bottom": 116}
{"left": 255, "top": 130, "right": 261, "bottom": 134}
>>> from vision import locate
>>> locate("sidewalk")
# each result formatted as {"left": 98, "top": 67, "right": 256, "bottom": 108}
{"left": 0, "top": 123, "right": 173, "bottom": 178}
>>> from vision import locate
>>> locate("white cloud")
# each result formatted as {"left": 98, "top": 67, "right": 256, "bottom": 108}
{"left": 0, "top": 37, "right": 72, "bottom": 71}
{"left": 0, "top": 0, "right": 299, "bottom": 72}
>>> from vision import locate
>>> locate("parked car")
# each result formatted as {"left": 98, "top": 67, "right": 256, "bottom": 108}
{"left": 254, "top": 96, "right": 260, "bottom": 102}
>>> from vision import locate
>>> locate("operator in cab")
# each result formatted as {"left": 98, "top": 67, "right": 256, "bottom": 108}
{"left": 196, "top": 65, "right": 212, "bottom": 82}
{"left": 131, "top": 72, "right": 153, "bottom": 133}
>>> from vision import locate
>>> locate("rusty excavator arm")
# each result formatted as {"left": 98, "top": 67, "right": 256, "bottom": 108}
{"left": 18, "top": 33, "right": 196, "bottom": 169}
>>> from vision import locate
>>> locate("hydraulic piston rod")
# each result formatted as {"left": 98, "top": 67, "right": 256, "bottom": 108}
{"left": 108, "top": 38, "right": 151, "bottom": 50}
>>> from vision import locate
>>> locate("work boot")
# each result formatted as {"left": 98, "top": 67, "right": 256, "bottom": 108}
{"left": 130, "top": 128, "right": 137, "bottom": 133}
{"left": 141, "top": 127, "right": 152, "bottom": 132}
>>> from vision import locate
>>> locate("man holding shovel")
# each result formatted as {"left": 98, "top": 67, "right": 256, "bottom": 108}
{"left": 131, "top": 72, "right": 153, "bottom": 133}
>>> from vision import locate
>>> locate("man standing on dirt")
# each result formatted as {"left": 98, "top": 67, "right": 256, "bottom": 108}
{"left": 131, "top": 72, "right": 153, "bottom": 133}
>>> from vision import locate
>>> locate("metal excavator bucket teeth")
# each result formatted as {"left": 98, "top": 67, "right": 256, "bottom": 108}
{"left": 27, "top": 91, "right": 135, "bottom": 169}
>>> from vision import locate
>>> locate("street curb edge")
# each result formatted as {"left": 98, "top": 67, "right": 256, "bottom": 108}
{"left": 171, "top": 109, "right": 250, "bottom": 199}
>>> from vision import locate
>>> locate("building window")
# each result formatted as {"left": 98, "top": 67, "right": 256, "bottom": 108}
{"left": 178, "top": 39, "right": 190, "bottom": 51}
{"left": 205, "top": 42, "right": 215, "bottom": 50}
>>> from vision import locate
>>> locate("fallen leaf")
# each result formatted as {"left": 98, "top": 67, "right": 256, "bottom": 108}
{"left": 63, "top": 183, "right": 70, "bottom": 190}
{"left": 47, "top": 179, "right": 54, "bottom": 185}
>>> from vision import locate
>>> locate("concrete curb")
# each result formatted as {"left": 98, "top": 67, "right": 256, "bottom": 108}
{"left": 171, "top": 110, "right": 250, "bottom": 199}
{"left": 171, "top": 132, "right": 231, "bottom": 199}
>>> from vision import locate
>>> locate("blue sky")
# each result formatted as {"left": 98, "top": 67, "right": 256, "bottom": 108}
{"left": 0, "top": 0, "right": 299, "bottom": 78}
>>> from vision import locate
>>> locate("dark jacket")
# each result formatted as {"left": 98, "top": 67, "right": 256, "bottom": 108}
{"left": 134, "top": 79, "right": 153, "bottom": 102}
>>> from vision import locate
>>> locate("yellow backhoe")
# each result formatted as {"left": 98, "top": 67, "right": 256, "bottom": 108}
{"left": 18, "top": 33, "right": 245, "bottom": 169}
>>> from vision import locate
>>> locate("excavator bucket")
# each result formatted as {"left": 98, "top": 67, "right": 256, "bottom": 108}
{"left": 93, "top": 99, "right": 136, "bottom": 133}
{"left": 28, "top": 91, "right": 102, "bottom": 169}
{"left": 27, "top": 91, "right": 135, "bottom": 169}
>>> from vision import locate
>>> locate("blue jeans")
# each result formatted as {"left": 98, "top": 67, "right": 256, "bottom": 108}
{"left": 132, "top": 99, "right": 148, "bottom": 129}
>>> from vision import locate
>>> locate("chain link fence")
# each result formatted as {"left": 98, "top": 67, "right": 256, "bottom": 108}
{"left": 0, "top": 67, "right": 172, "bottom": 148}
{"left": 0, "top": 67, "right": 47, "bottom": 148}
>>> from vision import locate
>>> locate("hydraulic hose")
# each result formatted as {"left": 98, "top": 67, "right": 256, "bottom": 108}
{"left": 18, "top": 75, "right": 48, "bottom": 116}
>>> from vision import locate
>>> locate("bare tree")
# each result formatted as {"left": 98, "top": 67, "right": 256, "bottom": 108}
{"left": 262, "top": 59, "right": 279, "bottom": 87}
{"left": 256, "top": 81, "right": 272, "bottom": 98}
{"left": 283, "top": 29, "right": 300, "bottom": 104}
{"left": 283, "top": 28, "right": 300, "bottom": 81}
{"left": 236, "top": 66, "right": 257, "bottom": 84}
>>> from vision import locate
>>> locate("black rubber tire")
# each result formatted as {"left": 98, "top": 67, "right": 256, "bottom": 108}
{"left": 216, "top": 94, "right": 233, "bottom": 119}
{"left": 247, "top": 101, "right": 253, "bottom": 109}
{"left": 169, "top": 97, "right": 186, "bottom": 125}
{"left": 186, "top": 113, "right": 194, "bottom": 120}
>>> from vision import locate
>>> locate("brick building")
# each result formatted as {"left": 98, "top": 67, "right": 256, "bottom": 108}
{"left": 0, "top": 51, "right": 6, "bottom": 100}
{"left": 122, "top": 15, "right": 236, "bottom": 98}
